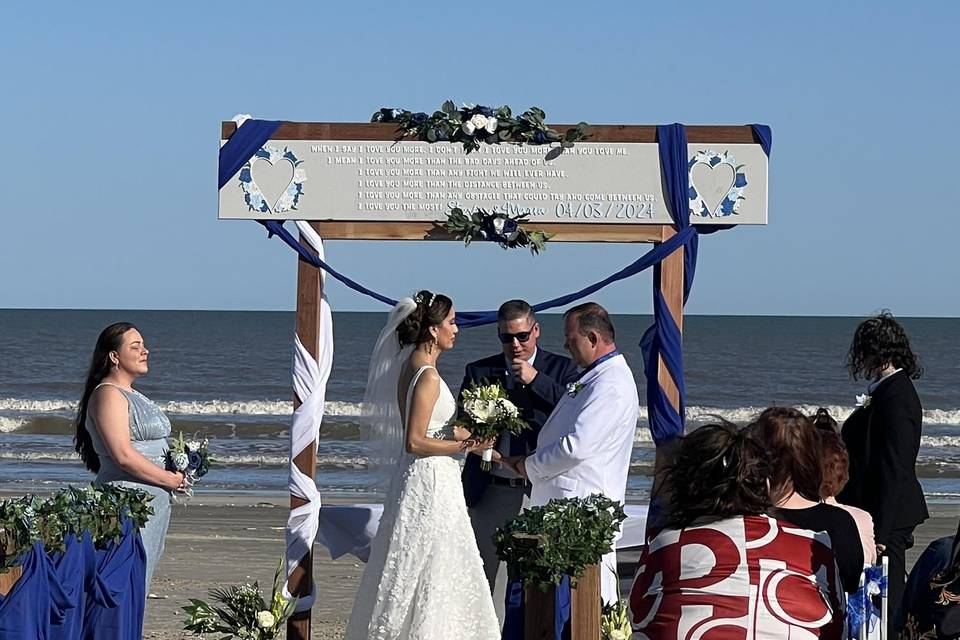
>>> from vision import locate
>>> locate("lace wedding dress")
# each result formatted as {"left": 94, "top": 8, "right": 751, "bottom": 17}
{"left": 345, "top": 365, "right": 500, "bottom": 640}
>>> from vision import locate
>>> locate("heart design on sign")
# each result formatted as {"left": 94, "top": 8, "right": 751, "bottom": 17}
{"left": 251, "top": 155, "right": 295, "bottom": 213}
{"left": 238, "top": 146, "right": 307, "bottom": 214}
{"left": 687, "top": 150, "right": 747, "bottom": 218}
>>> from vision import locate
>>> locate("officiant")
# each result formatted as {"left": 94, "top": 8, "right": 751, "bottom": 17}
{"left": 460, "top": 299, "right": 577, "bottom": 620}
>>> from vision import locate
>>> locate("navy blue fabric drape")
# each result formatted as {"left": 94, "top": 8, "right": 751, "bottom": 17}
{"left": 82, "top": 519, "right": 146, "bottom": 640}
{"left": 502, "top": 576, "right": 571, "bottom": 640}
{"left": 0, "top": 542, "right": 71, "bottom": 639}
{"left": 51, "top": 532, "right": 95, "bottom": 640}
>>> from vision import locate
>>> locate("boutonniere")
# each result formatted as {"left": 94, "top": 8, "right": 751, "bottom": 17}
{"left": 855, "top": 393, "right": 872, "bottom": 409}
{"left": 566, "top": 381, "right": 584, "bottom": 398}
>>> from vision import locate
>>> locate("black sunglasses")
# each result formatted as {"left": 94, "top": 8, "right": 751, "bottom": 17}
{"left": 498, "top": 325, "right": 537, "bottom": 344}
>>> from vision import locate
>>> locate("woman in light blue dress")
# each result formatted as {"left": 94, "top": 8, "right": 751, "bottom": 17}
{"left": 73, "top": 322, "right": 189, "bottom": 594}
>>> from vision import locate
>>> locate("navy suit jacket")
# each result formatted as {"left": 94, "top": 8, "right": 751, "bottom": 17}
{"left": 459, "top": 348, "right": 578, "bottom": 508}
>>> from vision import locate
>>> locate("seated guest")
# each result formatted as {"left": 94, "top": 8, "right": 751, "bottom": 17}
{"left": 901, "top": 520, "right": 960, "bottom": 639}
{"left": 630, "top": 422, "right": 845, "bottom": 639}
{"left": 752, "top": 406, "right": 864, "bottom": 593}
{"left": 812, "top": 408, "right": 877, "bottom": 566}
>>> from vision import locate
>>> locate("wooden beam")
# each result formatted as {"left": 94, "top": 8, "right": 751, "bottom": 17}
{"left": 656, "top": 226, "right": 684, "bottom": 412}
{"left": 308, "top": 221, "right": 665, "bottom": 243}
{"left": 286, "top": 234, "right": 322, "bottom": 640}
{"left": 525, "top": 583, "right": 557, "bottom": 640}
{"left": 222, "top": 121, "right": 762, "bottom": 145}
{"left": 570, "top": 564, "right": 601, "bottom": 639}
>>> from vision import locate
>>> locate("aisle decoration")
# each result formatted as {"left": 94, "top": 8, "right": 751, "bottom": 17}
{"left": 443, "top": 206, "right": 552, "bottom": 254}
{"left": 182, "top": 556, "right": 297, "bottom": 639}
{"left": 0, "top": 484, "right": 154, "bottom": 572}
{"left": 457, "top": 381, "right": 530, "bottom": 470}
{"left": 494, "top": 493, "right": 626, "bottom": 591}
{"left": 372, "top": 101, "right": 589, "bottom": 159}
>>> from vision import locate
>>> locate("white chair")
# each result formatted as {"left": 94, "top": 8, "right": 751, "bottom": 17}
{"left": 850, "top": 556, "right": 889, "bottom": 640}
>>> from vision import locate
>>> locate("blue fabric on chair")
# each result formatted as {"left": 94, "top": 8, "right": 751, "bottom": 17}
{"left": 0, "top": 542, "right": 72, "bottom": 639}
{"left": 51, "top": 532, "right": 95, "bottom": 640}
{"left": 83, "top": 519, "right": 147, "bottom": 640}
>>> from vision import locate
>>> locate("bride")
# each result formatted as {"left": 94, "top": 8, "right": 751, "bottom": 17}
{"left": 345, "top": 291, "right": 501, "bottom": 640}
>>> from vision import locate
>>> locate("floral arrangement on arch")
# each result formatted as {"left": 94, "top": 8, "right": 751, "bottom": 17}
{"left": 444, "top": 207, "right": 552, "bottom": 255}
{"left": 372, "top": 101, "right": 589, "bottom": 160}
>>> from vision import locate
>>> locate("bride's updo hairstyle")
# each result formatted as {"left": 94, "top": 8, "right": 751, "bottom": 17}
{"left": 397, "top": 290, "right": 453, "bottom": 347}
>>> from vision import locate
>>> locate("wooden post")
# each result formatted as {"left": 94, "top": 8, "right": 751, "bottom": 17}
{"left": 0, "top": 566, "right": 22, "bottom": 596}
{"left": 570, "top": 564, "right": 601, "bottom": 639}
{"left": 286, "top": 234, "right": 322, "bottom": 640}
{"left": 524, "top": 583, "right": 556, "bottom": 640}
{"left": 651, "top": 226, "right": 686, "bottom": 512}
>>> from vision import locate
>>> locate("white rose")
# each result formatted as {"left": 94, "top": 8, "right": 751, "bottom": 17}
{"left": 610, "top": 631, "right": 628, "bottom": 640}
{"left": 186, "top": 441, "right": 201, "bottom": 451}
{"left": 256, "top": 610, "right": 276, "bottom": 628}
{"left": 484, "top": 117, "right": 498, "bottom": 134}
{"left": 461, "top": 121, "right": 476, "bottom": 135}
{"left": 492, "top": 217, "right": 506, "bottom": 234}
{"left": 465, "top": 399, "right": 492, "bottom": 424}
{"left": 172, "top": 452, "right": 189, "bottom": 471}
{"left": 470, "top": 114, "right": 488, "bottom": 130}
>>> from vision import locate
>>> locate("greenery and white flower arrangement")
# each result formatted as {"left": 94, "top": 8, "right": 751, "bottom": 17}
{"left": 443, "top": 206, "right": 552, "bottom": 255}
{"left": 601, "top": 599, "right": 633, "bottom": 640}
{"left": 182, "top": 556, "right": 297, "bottom": 639}
{"left": 458, "top": 381, "right": 530, "bottom": 470}
{"left": 372, "top": 101, "right": 589, "bottom": 160}
{"left": 494, "top": 493, "right": 627, "bottom": 591}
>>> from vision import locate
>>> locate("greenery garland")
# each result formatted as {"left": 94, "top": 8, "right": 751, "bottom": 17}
{"left": 444, "top": 206, "right": 551, "bottom": 254}
{"left": 0, "top": 484, "right": 154, "bottom": 572}
{"left": 372, "top": 101, "right": 589, "bottom": 160}
{"left": 494, "top": 493, "right": 627, "bottom": 591}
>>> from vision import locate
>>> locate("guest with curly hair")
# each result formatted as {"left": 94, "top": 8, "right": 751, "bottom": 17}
{"left": 837, "top": 312, "right": 927, "bottom": 636}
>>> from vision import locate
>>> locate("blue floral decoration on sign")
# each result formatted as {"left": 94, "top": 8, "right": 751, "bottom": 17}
{"left": 688, "top": 149, "right": 747, "bottom": 218}
{"left": 238, "top": 146, "right": 306, "bottom": 214}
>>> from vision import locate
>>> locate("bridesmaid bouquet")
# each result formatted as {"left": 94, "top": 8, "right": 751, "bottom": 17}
{"left": 458, "top": 381, "right": 529, "bottom": 470}
{"left": 166, "top": 432, "right": 212, "bottom": 496}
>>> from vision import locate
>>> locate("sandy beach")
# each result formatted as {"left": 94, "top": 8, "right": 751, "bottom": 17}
{"left": 127, "top": 493, "right": 960, "bottom": 639}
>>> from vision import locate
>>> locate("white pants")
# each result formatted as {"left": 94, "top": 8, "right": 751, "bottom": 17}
{"left": 601, "top": 549, "right": 620, "bottom": 604}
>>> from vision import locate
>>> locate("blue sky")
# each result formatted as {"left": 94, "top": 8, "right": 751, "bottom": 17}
{"left": 2, "top": 1, "right": 957, "bottom": 316}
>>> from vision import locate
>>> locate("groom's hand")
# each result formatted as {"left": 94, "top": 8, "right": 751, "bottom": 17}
{"left": 502, "top": 455, "right": 529, "bottom": 480}
{"left": 510, "top": 358, "right": 538, "bottom": 385}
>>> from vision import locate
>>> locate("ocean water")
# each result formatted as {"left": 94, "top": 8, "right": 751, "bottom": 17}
{"left": 1, "top": 309, "right": 959, "bottom": 501}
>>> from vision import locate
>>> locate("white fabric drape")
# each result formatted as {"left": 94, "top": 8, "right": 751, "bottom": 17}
{"left": 282, "top": 220, "right": 334, "bottom": 611}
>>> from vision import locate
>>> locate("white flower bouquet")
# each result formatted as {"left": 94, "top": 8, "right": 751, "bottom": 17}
{"left": 458, "top": 381, "right": 530, "bottom": 470}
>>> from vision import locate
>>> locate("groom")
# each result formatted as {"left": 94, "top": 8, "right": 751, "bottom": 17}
{"left": 506, "top": 302, "right": 639, "bottom": 603}
{"left": 460, "top": 299, "right": 578, "bottom": 621}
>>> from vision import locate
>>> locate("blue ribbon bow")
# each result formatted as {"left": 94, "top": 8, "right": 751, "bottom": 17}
{"left": 847, "top": 565, "right": 889, "bottom": 638}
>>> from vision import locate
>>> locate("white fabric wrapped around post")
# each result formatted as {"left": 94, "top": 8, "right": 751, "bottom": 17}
{"left": 282, "top": 221, "right": 334, "bottom": 611}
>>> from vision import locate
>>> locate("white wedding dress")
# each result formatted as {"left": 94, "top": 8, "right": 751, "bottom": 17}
{"left": 345, "top": 365, "right": 500, "bottom": 640}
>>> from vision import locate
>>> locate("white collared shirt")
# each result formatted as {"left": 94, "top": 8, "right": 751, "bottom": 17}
{"left": 868, "top": 367, "right": 902, "bottom": 394}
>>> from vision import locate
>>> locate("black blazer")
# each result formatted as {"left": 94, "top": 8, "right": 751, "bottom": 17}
{"left": 459, "top": 348, "right": 578, "bottom": 508}
{"left": 837, "top": 370, "right": 928, "bottom": 544}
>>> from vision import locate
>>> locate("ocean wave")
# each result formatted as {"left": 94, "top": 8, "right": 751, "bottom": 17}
{"left": 2, "top": 397, "right": 960, "bottom": 428}
{"left": 0, "top": 417, "right": 27, "bottom": 433}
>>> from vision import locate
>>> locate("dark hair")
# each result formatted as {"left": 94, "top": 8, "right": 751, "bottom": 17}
{"left": 818, "top": 429, "right": 849, "bottom": 499}
{"left": 752, "top": 406, "right": 823, "bottom": 504}
{"left": 564, "top": 302, "right": 614, "bottom": 342}
{"left": 663, "top": 421, "right": 772, "bottom": 529}
{"left": 810, "top": 407, "right": 838, "bottom": 433}
{"left": 397, "top": 290, "right": 453, "bottom": 347}
{"left": 847, "top": 311, "right": 922, "bottom": 381}
{"left": 74, "top": 322, "right": 139, "bottom": 473}
{"left": 497, "top": 299, "right": 534, "bottom": 323}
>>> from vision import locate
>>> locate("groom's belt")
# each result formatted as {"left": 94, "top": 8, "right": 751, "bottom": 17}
{"left": 490, "top": 476, "right": 529, "bottom": 488}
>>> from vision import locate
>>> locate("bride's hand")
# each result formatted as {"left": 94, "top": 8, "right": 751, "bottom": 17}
{"left": 452, "top": 425, "right": 473, "bottom": 442}
{"left": 466, "top": 438, "right": 496, "bottom": 455}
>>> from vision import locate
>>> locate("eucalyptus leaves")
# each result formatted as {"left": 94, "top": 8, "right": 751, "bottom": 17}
{"left": 444, "top": 206, "right": 552, "bottom": 254}
{"left": 372, "top": 101, "right": 589, "bottom": 160}
{"left": 494, "top": 493, "right": 626, "bottom": 591}
{"left": 0, "top": 484, "right": 154, "bottom": 572}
